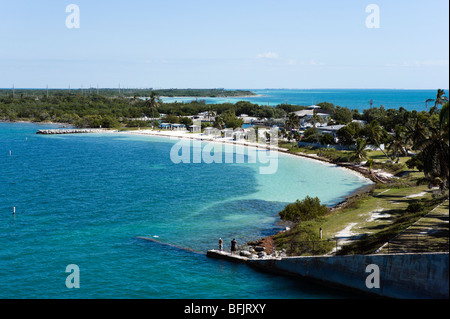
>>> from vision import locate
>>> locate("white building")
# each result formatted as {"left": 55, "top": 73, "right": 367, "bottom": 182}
{"left": 188, "top": 125, "right": 201, "bottom": 133}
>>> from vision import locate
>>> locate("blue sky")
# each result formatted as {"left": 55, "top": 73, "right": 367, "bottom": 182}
{"left": 0, "top": 0, "right": 448, "bottom": 89}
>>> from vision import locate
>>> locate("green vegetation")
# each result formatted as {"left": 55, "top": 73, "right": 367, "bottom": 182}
{"left": 274, "top": 90, "right": 449, "bottom": 256}
{"left": 336, "top": 193, "right": 448, "bottom": 255}
{"left": 0, "top": 88, "right": 255, "bottom": 98}
{"left": 2, "top": 87, "right": 448, "bottom": 257}
{"left": 0, "top": 91, "right": 286, "bottom": 128}
{"left": 275, "top": 180, "right": 448, "bottom": 256}
{"left": 279, "top": 196, "right": 329, "bottom": 223}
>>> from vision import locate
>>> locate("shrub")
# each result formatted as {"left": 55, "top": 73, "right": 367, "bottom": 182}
{"left": 406, "top": 201, "right": 424, "bottom": 213}
{"left": 279, "top": 196, "right": 329, "bottom": 223}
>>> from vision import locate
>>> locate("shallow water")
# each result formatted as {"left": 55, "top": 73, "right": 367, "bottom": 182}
{"left": 160, "top": 88, "right": 442, "bottom": 111}
{"left": 0, "top": 122, "right": 372, "bottom": 298}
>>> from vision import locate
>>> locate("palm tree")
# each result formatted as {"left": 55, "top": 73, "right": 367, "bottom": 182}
{"left": 206, "top": 105, "right": 215, "bottom": 122}
{"left": 145, "top": 92, "right": 160, "bottom": 120}
{"left": 416, "top": 125, "right": 449, "bottom": 190}
{"left": 387, "top": 125, "right": 407, "bottom": 163}
{"left": 405, "top": 116, "right": 428, "bottom": 150}
{"left": 365, "top": 120, "right": 389, "bottom": 159}
{"left": 307, "top": 110, "right": 325, "bottom": 156}
{"left": 284, "top": 113, "right": 300, "bottom": 131}
{"left": 435, "top": 89, "right": 448, "bottom": 109}
{"left": 213, "top": 115, "right": 225, "bottom": 130}
{"left": 350, "top": 138, "right": 369, "bottom": 163}
{"left": 440, "top": 102, "right": 449, "bottom": 131}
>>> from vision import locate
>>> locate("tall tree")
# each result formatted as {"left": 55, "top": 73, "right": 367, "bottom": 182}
{"left": 364, "top": 120, "right": 389, "bottom": 159}
{"left": 307, "top": 110, "right": 325, "bottom": 155}
{"left": 417, "top": 128, "right": 449, "bottom": 190}
{"left": 387, "top": 125, "right": 407, "bottom": 163}
{"left": 145, "top": 92, "right": 160, "bottom": 120}
{"left": 440, "top": 102, "right": 449, "bottom": 131}
{"left": 405, "top": 116, "right": 428, "bottom": 150}
{"left": 284, "top": 113, "right": 300, "bottom": 131}
{"left": 435, "top": 89, "right": 449, "bottom": 109}
{"left": 213, "top": 115, "right": 225, "bottom": 130}
{"left": 350, "top": 138, "right": 369, "bottom": 163}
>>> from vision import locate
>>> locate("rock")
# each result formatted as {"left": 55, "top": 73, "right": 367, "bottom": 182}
{"left": 254, "top": 246, "right": 265, "bottom": 252}
{"left": 258, "top": 252, "right": 267, "bottom": 258}
{"left": 239, "top": 250, "right": 252, "bottom": 257}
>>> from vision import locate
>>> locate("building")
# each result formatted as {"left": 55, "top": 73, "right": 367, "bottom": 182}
{"left": 171, "top": 124, "right": 186, "bottom": 131}
{"left": 160, "top": 123, "right": 186, "bottom": 131}
{"left": 188, "top": 125, "right": 201, "bottom": 133}
{"left": 317, "top": 125, "right": 346, "bottom": 138}
{"left": 204, "top": 127, "right": 219, "bottom": 137}
{"left": 293, "top": 109, "right": 331, "bottom": 127}
{"left": 160, "top": 123, "right": 171, "bottom": 129}
{"left": 221, "top": 128, "right": 234, "bottom": 138}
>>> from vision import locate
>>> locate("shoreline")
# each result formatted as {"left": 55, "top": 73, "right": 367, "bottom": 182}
{"left": 158, "top": 94, "right": 263, "bottom": 99}
{"left": 116, "top": 128, "right": 379, "bottom": 184}
{"left": 112, "top": 129, "right": 385, "bottom": 256}
{"left": 8, "top": 122, "right": 384, "bottom": 256}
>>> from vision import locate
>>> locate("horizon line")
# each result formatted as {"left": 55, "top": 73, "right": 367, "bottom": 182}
{"left": 1, "top": 87, "right": 448, "bottom": 91}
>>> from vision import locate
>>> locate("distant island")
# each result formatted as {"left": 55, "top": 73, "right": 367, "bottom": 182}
{"left": 151, "top": 89, "right": 256, "bottom": 98}
{"left": 0, "top": 88, "right": 255, "bottom": 99}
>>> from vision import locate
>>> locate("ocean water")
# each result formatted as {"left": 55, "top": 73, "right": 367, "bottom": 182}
{"left": 161, "top": 88, "right": 446, "bottom": 111}
{"left": 0, "top": 122, "right": 372, "bottom": 299}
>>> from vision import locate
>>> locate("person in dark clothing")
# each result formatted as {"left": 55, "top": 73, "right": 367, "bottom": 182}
{"left": 231, "top": 238, "right": 237, "bottom": 255}
{"left": 218, "top": 238, "right": 223, "bottom": 251}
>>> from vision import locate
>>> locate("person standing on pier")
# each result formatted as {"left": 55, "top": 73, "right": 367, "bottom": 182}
{"left": 231, "top": 238, "right": 237, "bottom": 255}
{"left": 218, "top": 238, "right": 223, "bottom": 251}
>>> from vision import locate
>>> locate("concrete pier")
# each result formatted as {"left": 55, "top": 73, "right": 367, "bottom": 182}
{"left": 206, "top": 250, "right": 249, "bottom": 263}
{"left": 206, "top": 250, "right": 449, "bottom": 299}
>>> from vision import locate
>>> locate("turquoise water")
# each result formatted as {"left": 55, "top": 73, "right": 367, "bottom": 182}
{"left": 0, "top": 122, "right": 372, "bottom": 299}
{"left": 161, "top": 88, "right": 446, "bottom": 111}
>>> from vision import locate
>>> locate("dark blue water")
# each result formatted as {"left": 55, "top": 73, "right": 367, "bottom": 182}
{"left": 0, "top": 122, "right": 372, "bottom": 298}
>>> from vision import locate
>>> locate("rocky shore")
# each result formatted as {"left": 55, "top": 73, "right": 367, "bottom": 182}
{"left": 36, "top": 128, "right": 113, "bottom": 135}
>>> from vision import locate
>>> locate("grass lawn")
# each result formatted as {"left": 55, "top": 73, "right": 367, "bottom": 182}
{"left": 321, "top": 184, "right": 433, "bottom": 240}
{"left": 379, "top": 200, "right": 449, "bottom": 253}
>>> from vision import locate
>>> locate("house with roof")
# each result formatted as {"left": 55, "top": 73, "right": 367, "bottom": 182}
{"left": 221, "top": 128, "right": 234, "bottom": 138}
{"left": 160, "top": 123, "right": 171, "bottom": 130}
{"left": 293, "top": 109, "right": 332, "bottom": 127}
{"left": 188, "top": 125, "right": 201, "bottom": 133}
{"left": 204, "top": 127, "right": 219, "bottom": 137}
{"left": 171, "top": 124, "right": 186, "bottom": 131}
{"left": 317, "top": 124, "right": 346, "bottom": 140}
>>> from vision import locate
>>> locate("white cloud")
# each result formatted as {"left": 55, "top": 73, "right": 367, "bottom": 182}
{"left": 256, "top": 52, "right": 279, "bottom": 59}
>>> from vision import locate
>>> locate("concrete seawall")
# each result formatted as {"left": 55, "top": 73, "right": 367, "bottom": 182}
{"left": 248, "top": 253, "right": 449, "bottom": 299}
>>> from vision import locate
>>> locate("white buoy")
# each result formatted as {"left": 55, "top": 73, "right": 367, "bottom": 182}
{"left": 13, "top": 207, "right": 15, "bottom": 215}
